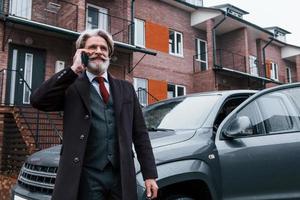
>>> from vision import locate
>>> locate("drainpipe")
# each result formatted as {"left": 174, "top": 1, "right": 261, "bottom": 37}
{"left": 212, "top": 13, "right": 226, "bottom": 67}
{"left": 262, "top": 37, "right": 275, "bottom": 79}
{"left": 131, "top": 0, "right": 135, "bottom": 45}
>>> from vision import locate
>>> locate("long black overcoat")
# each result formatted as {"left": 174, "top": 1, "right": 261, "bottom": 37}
{"left": 30, "top": 67, "right": 158, "bottom": 200}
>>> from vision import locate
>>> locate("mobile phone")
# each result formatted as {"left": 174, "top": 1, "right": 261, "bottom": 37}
{"left": 81, "top": 52, "right": 89, "bottom": 67}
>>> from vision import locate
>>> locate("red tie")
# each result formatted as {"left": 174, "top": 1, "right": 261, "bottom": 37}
{"left": 97, "top": 77, "right": 109, "bottom": 104}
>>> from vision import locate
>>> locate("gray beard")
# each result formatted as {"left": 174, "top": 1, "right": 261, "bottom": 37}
{"left": 87, "top": 59, "right": 110, "bottom": 75}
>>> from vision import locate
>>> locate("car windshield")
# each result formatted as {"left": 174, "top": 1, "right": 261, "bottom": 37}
{"left": 143, "top": 95, "right": 220, "bottom": 130}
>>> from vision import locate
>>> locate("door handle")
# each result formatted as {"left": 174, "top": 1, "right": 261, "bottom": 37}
{"left": 20, "top": 68, "right": 23, "bottom": 71}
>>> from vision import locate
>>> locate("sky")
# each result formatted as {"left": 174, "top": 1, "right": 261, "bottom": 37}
{"left": 204, "top": 0, "right": 300, "bottom": 46}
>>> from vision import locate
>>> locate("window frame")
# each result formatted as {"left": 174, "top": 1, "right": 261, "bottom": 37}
{"left": 286, "top": 66, "right": 292, "bottom": 83}
{"left": 270, "top": 62, "right": 279, "bottom": 81}
{"left": 168, "top": 83, "right": 186, "bottom": 98}
{"left": 86, "top": 4, "right": 108, "bottom": 31}
{"left": 169, "top": 30, "right": 183, "bottom": 57}
{"left": 195, "top": 38, "right": 208, "bottom": 71}
{"left": 133, "top": 77, "right": 148, "bottom": 106}
{"left": 10, "top": 0, "right": 32, "bottom": 19}
{"left": 134, "top": 18, "right": 145, "bottom": 48}
{"left": 249, "top": 55, "right": 258, "bottom": 76}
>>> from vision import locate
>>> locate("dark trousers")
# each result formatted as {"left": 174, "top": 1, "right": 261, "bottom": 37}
{"left": 78, "top": 163, "right": 122, "bottom": 200}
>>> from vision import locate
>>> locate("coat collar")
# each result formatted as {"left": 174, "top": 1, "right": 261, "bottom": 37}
{"left": 74, "top": 71, "right": 122, "bottom": 119}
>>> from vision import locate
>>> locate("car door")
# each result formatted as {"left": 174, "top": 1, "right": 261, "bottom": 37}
{"left": 215, "top": 84, "right": 300, "bottom": 200}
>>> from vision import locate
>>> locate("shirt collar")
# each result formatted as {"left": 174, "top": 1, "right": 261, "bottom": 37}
{"left": 86, "top": 70, "right": 109, "bottom": 83}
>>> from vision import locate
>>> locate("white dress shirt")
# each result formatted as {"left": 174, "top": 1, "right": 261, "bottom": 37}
{"left": 85, "top": 70, "right": 110, "bottom": 100}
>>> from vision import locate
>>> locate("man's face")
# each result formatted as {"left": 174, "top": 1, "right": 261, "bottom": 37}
{"left": 84, "top": 36, "right": 110, "bottom": 75}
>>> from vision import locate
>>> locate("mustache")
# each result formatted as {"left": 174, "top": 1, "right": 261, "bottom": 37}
{"left": 89, "top": 56, "right": 109, "bottom": 61}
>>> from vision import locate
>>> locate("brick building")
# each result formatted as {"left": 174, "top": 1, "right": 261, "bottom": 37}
{"left": 0, "top": 0, "right": 300, "bottom": 107}
{"left": 0, "top": 1, "right": 300, "bottom": 172}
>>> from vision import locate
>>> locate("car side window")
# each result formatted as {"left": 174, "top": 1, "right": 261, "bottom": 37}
{"left": 257, "top": 94, "right": 293, "bottom": 133}
{"left": 236, "top": 101, "right": 265, "bottom": 136}
{"left": 256, "top": 88, "right": 300, "bottom": 134}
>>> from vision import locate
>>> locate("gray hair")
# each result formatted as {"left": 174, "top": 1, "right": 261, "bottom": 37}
{"left": 76, "top": 29, "right": 114, "bottom": 57}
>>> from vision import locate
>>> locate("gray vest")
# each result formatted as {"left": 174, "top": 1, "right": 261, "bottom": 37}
{"left": 83, "top": 85, "right": 119, "bottom": 171}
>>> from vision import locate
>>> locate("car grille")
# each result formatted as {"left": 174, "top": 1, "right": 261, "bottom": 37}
{"left": 18, "top": 163, "right": 58, "bottom": 194}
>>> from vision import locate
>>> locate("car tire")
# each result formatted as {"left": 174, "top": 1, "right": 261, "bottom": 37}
{"left": 164, "top": 194, "right": 196, "bottom": 200}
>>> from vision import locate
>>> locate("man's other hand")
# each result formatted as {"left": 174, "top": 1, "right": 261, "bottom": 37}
{"left": 145, "top": 179, "right": 158, "bottom": 199}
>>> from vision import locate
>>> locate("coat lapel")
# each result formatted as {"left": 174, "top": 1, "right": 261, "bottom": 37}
{"left": 74, "top": 72, "right": 91, "bottom": 114}
{"left": 108, "top": 73, "right": 122, "bottom": 120}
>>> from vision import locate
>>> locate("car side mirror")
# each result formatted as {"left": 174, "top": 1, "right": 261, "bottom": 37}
{"left": 223, "top": 116, "right": 254, "bottom": 138}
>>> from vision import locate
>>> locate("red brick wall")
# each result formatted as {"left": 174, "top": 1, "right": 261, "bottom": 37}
{"left": 262, "top": 41, "right": 286, "bottom": 83}
{"left": 216, "top": 72, "right": 263, "bottom": 90}
{"left": 296, "top": 56, "right": 300, "bottom": 82}
{"left": 217, "top": 28, "right": 248, "bottom": 73}
{"left": 86, "top": 0, "right": 131, "bottom": 43}
{"left": 131, "top": 0, "right": 207, "bottom": 94}
{"left": 0, "top": 26, "right": 74, "bottom": 80}
{"left": 0, "top": 22, "right": 8, "bottom": 70}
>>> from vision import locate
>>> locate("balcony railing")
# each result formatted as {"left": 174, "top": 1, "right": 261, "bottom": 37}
{"left": 215, "top": 49, "right": 247, "bottom": 73}
{"left": 3, "top": 1, "right": 133, "bottom": 44}
{"left": 0, "top": 68, "right": 62, "bottom": 150}
{"left": 86, "top": 7, "right": 133, "bottom": 45}
{"left": 193, "top": 51, "right": 208, "bottom": 73}
{"left": 136, "top": 88, "right": 159, "bottom": 107}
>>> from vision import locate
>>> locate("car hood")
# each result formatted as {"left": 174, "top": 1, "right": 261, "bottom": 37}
{"left": 25, "top": 130, "right": 196, "bottom": 167}
{"left": 26, "top": 145, "right": 61, "bottom": 167}
{"left": 148, "top": 129, "right": 196, "bottom": 149}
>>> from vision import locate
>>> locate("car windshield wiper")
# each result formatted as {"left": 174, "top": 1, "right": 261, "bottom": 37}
{"left": 147, "top": 127, "right": 174, "bottom": 132}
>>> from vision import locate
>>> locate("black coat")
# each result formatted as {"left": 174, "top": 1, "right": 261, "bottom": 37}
{"left": 30, "top": 68, "right": 158, "bottom": 200}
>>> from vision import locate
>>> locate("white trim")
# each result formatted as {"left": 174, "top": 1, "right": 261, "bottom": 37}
{"left": 134, "top": 18, "right": 145, "bottom": 48}
{"left": 133, "top": 77, "right": 148, "bottom": 106}
{"left": 168, "top": 83, "right": 186, "bottom": 98}
{"left": 270, "top": 62, "right": 279, "bottom": 81}
{"left": 86, "top": 4, "right": 108, "bottom": 31}
{"left": 249, "top": 55, "right": 258, "bottom": 76}
{"left": 9, "top": 49, "right": 18, "bottom": 105}
{"left": 23, "top": 53, "right": 33, "bottom": 104}
{"left": 196, "top": 38, "right": 208, "bottom": 70}
{"left": 286, "top": 66, "right": 292, "bottom": 83}
{"left": 169, "top": 30, "right": 183, "bottom": 57}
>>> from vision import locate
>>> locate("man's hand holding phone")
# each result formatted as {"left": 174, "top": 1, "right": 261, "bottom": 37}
{"left": 71, "top": 49, "right": 90, "bottom": 75}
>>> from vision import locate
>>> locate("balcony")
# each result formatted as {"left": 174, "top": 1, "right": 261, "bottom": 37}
{"left": 2, "top": 1, "right": 134, "bottom": 45}
{"left": 215, "top": 49, "right": 247, "bottom": 73}
{"left": 5, "top": 0, "right": 78, "bottom": 32}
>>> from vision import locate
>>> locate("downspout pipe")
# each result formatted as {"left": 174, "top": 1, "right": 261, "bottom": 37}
{"left": 262, "top": 37, "right": 275, "bottom": 79}
{"left": 131, "top": 0, "right": 135, "bottom": 45}
{"left": 212, "top": 13, "right": 226, "bottom": 68}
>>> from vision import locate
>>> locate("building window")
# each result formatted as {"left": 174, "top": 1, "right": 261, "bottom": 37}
{"left": 86, "top": 4, "right": 108, "bottom": 31}
{"left": 184, "top": 0, "right": 203, "bottom": 6}
{"left": 286, "top": 66, "right": 292, "bottom": 83}
{"left": 10, "top": 0, "right": 32, "bottom": 19}
{"left": 169, "top": 30, "right": 183, "bottom": 56}
{"left": 23, "top": 53, "right": 33, "bottom": 104}
{"left": 0, "top": 0, "right": 3, "bottom": 12}
{"left": 196, "top": 38, "right": 207, "bottom": 71}
{"left": 249, "top": 55, "right": 258, "bottom": 76}
{"left": 133, "top": 78, "right": 148, "bottom": 106}
{"left": 270, "top": 62, "right": 279, "bottom": 80}
{"left": 168, "top": 84, "right": 186, "bottom": 98}
{"left": 134, "top": 18, "right": 145, "bottom": 47}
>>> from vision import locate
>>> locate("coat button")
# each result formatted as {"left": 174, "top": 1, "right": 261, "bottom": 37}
{"left": 84, "top": 115, "right": 89, "bottom": 119}
{"left": 79, "top": 134, "right": 85, "bottom": 140}
{"left": 73, "top": 157, "right": 80, "bottom": 163}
